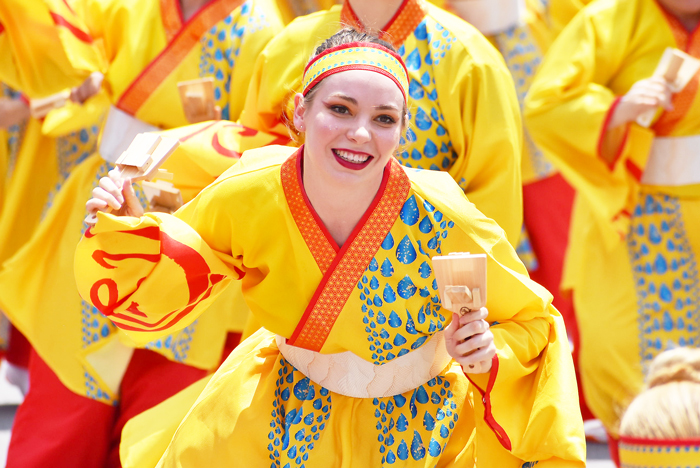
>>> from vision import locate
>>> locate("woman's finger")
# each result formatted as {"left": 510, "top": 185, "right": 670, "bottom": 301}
{"left": 92, "top": 186, "right": 122, "bottom": 211}
{"left": 454, "top": 330, "right": 493, "bottom": 356}
{"left": 452, "top": 319, "right": 490, "bottom": 343}
{"left": 98, "top": 176, "right": 124, "bottom": 203}
{"left": 85, "top": 198, "right": 108, "bottom": 215}
{"left": 458, "top": 308, "right": 487, "bottom": 327}
{"left": 121, "top": 179, "right": 145, "bottom": 217}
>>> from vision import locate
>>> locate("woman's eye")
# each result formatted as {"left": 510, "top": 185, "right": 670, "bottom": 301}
{"left": 377, "top": 114, "right": 397, "bottom": 124}
{"left": 330, "top": 105, "right": 349, "bottom": 114}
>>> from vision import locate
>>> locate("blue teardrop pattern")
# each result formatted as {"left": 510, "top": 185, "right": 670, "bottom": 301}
{"left": 494, "top": 25, "right": 554, "bottom": 180}
{"left": 371, "top": 376, "right": 459, "bottom": 465}
{"left": 199, "top": 2, "right": 272, "bottom": 122}
{"left": 395, "top": 19, "right": 458, "bottom": 172}
{"left": 628, "top": 193, "right": 699, "bottom": 370}
{"left": 267, "top": 357, "right": 332, "bottom": 468}
{"left": 44, "top": 122, "right": 103, "bottom": 217}
{"left": 145, "top": 321, "right": 198, "bottom": 363}
{"left": 360, "top": 194, "right": 456, "bottom": 364}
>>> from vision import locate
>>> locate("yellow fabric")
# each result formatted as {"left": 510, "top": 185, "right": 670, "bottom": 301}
{"left": 240, "top": 3, "right": 523, "bottom": 244}
{"left": 524, "top": 0, "right": 700, "bottom": 435}
{"left": 121, "top": 375, "right": 213, "bottom": 468}
{"left": 77, "top": 145, "right": 584, "bottom": 466}
{"left": 273, "top": 0, "right": 339, "bottom": 24}
{"left": 0, "top": 0, "right": 284, "bottom": 403}
{"left": 0, "top": 0, "right": 102, "bottom": 97}
{"left": 549, "top": 0, "right": 593, "bottom": 38}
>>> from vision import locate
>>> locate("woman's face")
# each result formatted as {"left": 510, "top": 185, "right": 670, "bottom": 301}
{"left": 294, "top": 69, "right": 405, "bottom": 187}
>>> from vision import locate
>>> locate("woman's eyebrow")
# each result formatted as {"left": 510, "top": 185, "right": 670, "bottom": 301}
{"left": 327, "top": 93, "right": 357, "bottom": 104}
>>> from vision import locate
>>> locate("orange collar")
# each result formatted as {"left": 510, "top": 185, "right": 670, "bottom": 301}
{"left": 340, "top": 0, "right": 428, "bottom": 47}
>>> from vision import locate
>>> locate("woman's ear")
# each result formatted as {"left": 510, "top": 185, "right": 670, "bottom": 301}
{"left": 293, "top": 93, "right": 306, "bottom": 132}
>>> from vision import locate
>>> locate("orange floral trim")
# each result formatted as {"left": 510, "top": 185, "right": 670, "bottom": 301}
{"left": 117, "top": 0, "right": 243, "bottom": 116}
{"left": 341, "top": 0, "right": 428, "bottom": 47}
{"left": 288, "top": 157, "right": 411, "bottom": 351}
{"left": 281, "top": 148, "right": 338, "bottom": 274}
{"left": 160, "top": 0, "right": 184, "bottom": 42}
{"left": 653, "top": 1, "right": 700, "bottom": 135}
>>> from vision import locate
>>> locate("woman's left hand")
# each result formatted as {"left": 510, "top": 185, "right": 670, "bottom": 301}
{"left": 444, "top": 308, "right": 496, "bottom": 374}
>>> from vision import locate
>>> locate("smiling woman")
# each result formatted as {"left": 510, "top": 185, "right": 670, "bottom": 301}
{"left": 76, "top": 30, "right": 585, "bottom": 467}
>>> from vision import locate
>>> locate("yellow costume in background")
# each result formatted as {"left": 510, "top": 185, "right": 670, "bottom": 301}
{"left": 0, "top": 0, "right": 284, "bottom": 404}
{"left": 525, "top": 0, "right": 700, "bottom": 436}
{"left": 0, "top": 0, "right": 105, "bottom": 281}
{"left": 76, "top": 145, "right": 584, "bottom": 467}
{"left": 241, "top": 0, "right": 523, "bottom": 244}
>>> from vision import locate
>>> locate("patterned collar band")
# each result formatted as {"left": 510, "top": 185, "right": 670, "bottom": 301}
{"left": 302, "top": 42, "right": 409, "bottom": 103}
{"left": 619, "top": 436, "right": 700, "bottom": 468}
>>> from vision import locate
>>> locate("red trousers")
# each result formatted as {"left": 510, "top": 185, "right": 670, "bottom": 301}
{"left": 6, "top": 348, "right": 208, "bottom": 468}
{"left": 523, "top": 173, "right": 593, "bottom": 421}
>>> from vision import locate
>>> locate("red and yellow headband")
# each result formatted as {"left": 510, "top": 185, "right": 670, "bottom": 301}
{"left": 619, "top": 436, "right": 700, "bottom": 468}
{"left": 302, "top": 42, "right": 409, "bottom": 102}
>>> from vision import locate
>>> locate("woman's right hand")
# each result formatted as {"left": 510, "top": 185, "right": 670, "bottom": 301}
{"left": 86, "top": 168, "right": 144, "bottom": 218}
{"left": 608, "top": 77, "right": 673, "bottom": 128}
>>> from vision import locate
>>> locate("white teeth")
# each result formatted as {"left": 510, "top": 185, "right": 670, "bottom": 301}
{"left": 335, "top": 149, "right": 370, "bottom": 164}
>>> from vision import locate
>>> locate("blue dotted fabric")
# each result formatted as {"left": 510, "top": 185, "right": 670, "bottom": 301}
{"left": 493, "top": 18, "right": 553, "bottom": 180}
{"left": 198, "top": 1, "right": 272, "bottom": 121}
{"left": 359, "top": 195, "right": 455, "bottom": 364}
{"left": 628, "top": 193, "right": 700, "bottom": 369}
{"left": 395, "top": 19, "right": 458, "bottom": 173}
{"left": 43, "top": 123, "right": 102, "bottom": 218}
{"left": 145, "top": 320, "right": 198, "bottom": 363}
{"left": 2, "top": 85, "right": 27, "bottom": 181}
{"left": 266, "top": 357, "right": 462, "bottom": 467}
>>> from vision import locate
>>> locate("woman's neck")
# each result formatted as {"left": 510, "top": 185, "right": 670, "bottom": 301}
{"left": 179, "top": 0, "right": 211, "bottom": 21}
{"left": 302, "top": 161, "right": 384, "bottom": 248}
{"left": 347, "top": 0, "right": 405, "bottom": 32}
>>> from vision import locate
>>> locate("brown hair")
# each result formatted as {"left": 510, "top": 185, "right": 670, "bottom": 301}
{"left": 619, "top": 348, "right": 700, "bottom": 439}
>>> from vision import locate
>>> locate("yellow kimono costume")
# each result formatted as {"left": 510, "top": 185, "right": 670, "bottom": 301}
{"left": 0, "top": 0, "right": 284, "bottom": 405}
{"left": 525, "top": 0, "right": 700, "bottom": 436}
{"left": 76, "top": 145, "right": 585, "bottom": 467}
{"left": 0, "top": 0, "right": 104, "bottom": 288}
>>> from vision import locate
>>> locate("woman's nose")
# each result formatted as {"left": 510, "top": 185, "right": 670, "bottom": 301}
{"left": 347, "top": 121, "right": 371, "bottom": 143}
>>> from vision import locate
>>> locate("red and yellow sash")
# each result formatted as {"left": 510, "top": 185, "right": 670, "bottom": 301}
{"left": 116, "top": 0, "right": 244, "bottom": 116}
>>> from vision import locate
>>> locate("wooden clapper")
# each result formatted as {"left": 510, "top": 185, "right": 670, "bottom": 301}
{"left": 637, "top": 48, "right": 700, "bottom": 127}
{"left": 432, "top": 252, "right": 487, "bottom": 315}
{"left": 432, "top": 252, "right": 488, "bottom": 372}
{"left": 84, "top": 133, "right": 180, "bottom": 225}
{"left": 29, "top": 90, "right": 71, "bottom": 119}
{"left": 177, "top": 78, "right": 221, "bottom": 123}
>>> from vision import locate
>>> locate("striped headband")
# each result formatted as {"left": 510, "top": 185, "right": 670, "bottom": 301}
{"left": 619, "top": 436, "right": 700, "bottom": 468}
{"left": 302, "top": 42, "right": 409, "bottom": 102}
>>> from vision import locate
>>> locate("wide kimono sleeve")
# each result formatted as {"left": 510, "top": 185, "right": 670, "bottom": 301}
{"left": 74, "top": 173, "right": 246, "bottom": 346}
{"left": 524, "top": 0, "right": 655, "bottom": 247}
{"left": 415, "top": 170, "right": 585, "bottom": 465}
{"left": 0, "top": 0, "right": 101, "bottom": 97}
{"left": 431, "top": 10, "right": 524, "bottom": 244}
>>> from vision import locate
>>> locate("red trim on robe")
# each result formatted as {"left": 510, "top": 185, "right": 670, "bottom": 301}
{"left": 50, "top": 12, "right": 93, "bottom": 44}
{"left": 596, "top": 96, "right": 629, "bottom": 170}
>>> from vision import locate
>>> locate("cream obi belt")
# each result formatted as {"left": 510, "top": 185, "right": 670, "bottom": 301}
{"left": 448, "top": 0, "right": 525, "bottom": 35}
{"left": 641, "top": 135, "right": 700, "bottom": 186}
{"left": 275, "top": 331, "right": 452, "bottom": 398}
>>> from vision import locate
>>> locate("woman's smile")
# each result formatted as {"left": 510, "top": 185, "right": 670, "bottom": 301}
{"left": 332, "top": 148, "right": 374, "bottom": 170}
